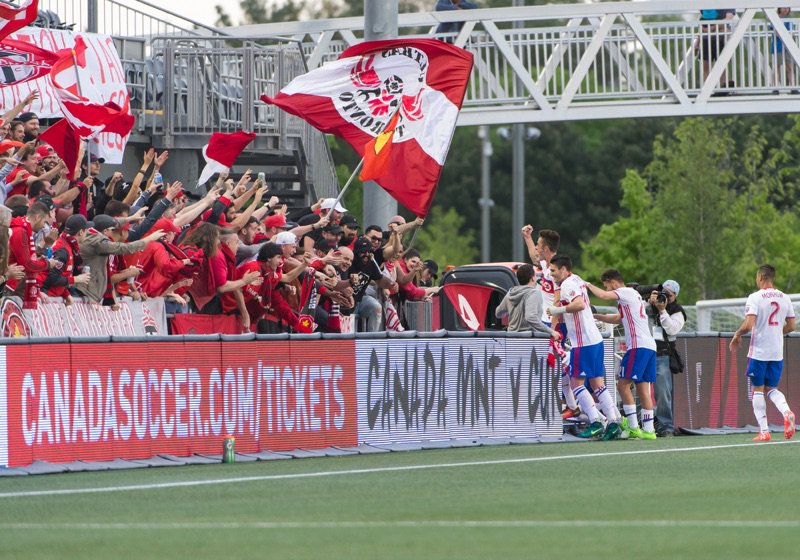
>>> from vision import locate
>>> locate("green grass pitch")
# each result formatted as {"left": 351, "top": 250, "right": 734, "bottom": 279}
{"left": 1, "top": 435, "right": 797, "bottom": 559}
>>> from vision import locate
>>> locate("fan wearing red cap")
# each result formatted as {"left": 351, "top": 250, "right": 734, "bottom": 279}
{"left": 35, "top": 145, "right": 59, "bottom": 172}
{"left": 6, "top": 144, "right": 63, "bottom": 198}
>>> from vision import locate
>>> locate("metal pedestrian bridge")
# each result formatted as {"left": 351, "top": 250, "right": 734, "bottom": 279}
{"left": 224, "top": 0, "right": 800, "bottom": 126}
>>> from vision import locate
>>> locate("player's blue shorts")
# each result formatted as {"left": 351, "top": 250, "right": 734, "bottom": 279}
{"left": 569, "top": 342, "right": 605, "bottom": 379}
{"left": 619, "top": 348, "right": 656, "bottom": 383}
{"left": 747, "top": 358, "right": 783, "bottom": 387}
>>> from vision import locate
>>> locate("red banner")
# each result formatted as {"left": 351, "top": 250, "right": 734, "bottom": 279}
{"left": 5, "top": 340, "right": 358, "bottom": 466}
{"left": 442, "top": 283, "right": 495, "bottom": 331}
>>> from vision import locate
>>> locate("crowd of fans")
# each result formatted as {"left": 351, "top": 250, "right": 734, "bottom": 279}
{"left": 0, "top": 101, "right": 442, "bottom": 334}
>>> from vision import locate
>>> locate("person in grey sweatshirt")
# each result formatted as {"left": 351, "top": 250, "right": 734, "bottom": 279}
{"left": 496, "top": 264, "right": 561, "bottom": 339}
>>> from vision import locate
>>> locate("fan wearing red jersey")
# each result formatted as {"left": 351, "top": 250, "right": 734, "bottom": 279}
{"left": 730, "top": 264, "right": 796, "bottom": 442}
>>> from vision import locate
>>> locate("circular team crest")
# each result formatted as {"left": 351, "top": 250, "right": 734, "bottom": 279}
{"left": 336, "top": 46, "right": 429, "bottom": 138}
{"left": 1, "top": 297, "right": 32, "bottom": 337}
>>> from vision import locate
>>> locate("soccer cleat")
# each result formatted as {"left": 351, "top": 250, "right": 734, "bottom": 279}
{"left": 601, "top": 422, "right": 622, "bottom": 441}
{"left": 627, "top": 427, "right": 643, "bottom": 439}
{"left": 753, "top": 431, "right": 771, "bottom": 442}
{"left": 576, "top": 421, "right": 605, "bottom": 439}
{"left": 784, "top": 410, "right": 796, "bottom": 440}
{"left": 640, "top": 430, "right": 657, "bottom": 440}
{"left": 562, "top": 407, "right": 580, "bottom": 420}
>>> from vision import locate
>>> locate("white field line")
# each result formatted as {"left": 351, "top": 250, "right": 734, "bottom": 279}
{"left": 0, "top": 439, "right": 796, "bottom": 499}
{"left": 2, "top": 520, "right": 799, "bottom": 529}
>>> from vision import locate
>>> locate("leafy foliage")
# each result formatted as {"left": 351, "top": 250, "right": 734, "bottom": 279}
{"left": 414, "top": 206, "right": 479, "bottom": 267}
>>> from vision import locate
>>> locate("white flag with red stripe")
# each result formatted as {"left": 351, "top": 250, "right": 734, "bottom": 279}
{"left": 197, "top": 131, "right": 257, "bottom": 185}
{"left": 0, "top": 0, "right": 38, "bottom": 42}
{"left": 262, "top": 39, "right": 473, "bottom": 217}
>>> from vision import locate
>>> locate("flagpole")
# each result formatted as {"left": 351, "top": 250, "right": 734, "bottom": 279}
{"left": 330, "top": 158, "right": 363, "bottom": 213}
{"left": 404, "top": 224, "right": 420, "bottom": 252}
{"left": 330, "top": 104, "right": 402, "bottom": 216}
{"left": 69, "top": 47, "right": 91, "bottom": 180}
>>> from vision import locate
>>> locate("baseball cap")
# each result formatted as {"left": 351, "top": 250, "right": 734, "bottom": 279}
{"left": 320, "top": 198, "right": 346, "bottom": 213}
{"left": 153, "top": 218, "right": 181, "bottom": 234}
{"left": 35, "top": 195, "right": 55, "bottom": 212}
{"left": 423, "top": 259, "right": 439, "bottom": 279}
{"left": 662, "top": 279, "right": 680, "bottom": 297}
{"left": 18, "top": 112, "right": 37, "bottom": 123}
{"left": 297, "top": 213, "right": 321, "bottom": 227}
{"left": 64, "top": 214, "right": 88, "bottom": 235}
{"left": 323, "top": 223, "right": 343, "bottom": 235}
{"left": 353, "top": 236, "right": 373, "bottom": 255}
{"left": 91, "top": 214, "right": 118, "bottom": 232}
{"left": 339, "top": 214, "right": 359, "bottom": 229}
{"left": 88, "top": 154, "right": 105, "bottom": 163}
{"left": 263, "top": 214, "right": 287, "bottom": 229}
{"left": 35, "top": 145, "right": 55, "bottom": 158}
{"left": 273, "top": 231, "right": 297, "bottom": 246}
{"left": 314, "top": 237, "right": 337, "bottom": 253}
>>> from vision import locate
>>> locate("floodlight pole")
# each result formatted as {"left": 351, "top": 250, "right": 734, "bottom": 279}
{"left": 362, "top": 0, "right": 398, "bottom": 229}
{"left": 512, "top": 0, "right": 525, "bottom": 262}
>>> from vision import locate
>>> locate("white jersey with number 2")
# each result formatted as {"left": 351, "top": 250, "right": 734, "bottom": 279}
{"left": 745, "top": 288, "right": 795, "bottom": 361}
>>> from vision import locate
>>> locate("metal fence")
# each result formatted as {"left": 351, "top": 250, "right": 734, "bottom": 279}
{"left": 38, "top": 0, "right": 223, "bottom": 37}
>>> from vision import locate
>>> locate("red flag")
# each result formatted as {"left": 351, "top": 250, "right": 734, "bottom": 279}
{"left": 0, "top": 37, "right": 59, "bottom": 86}
{"left": 38, "top": 118, "right": 82, "bottom": 180}
{"left": 0, "top": 0, "right": 39, "bottom": 42}
{"left": 197, "top": 131, "right": 257, "bottom": 185}
{"left": 442, "top": 283, "right": 494, "bottom": 331}
{"left": 262, "top": 39, "right": 473, "bottom": 217}
{"left": 49, "top": 36, "right": 134, "bottom": 138}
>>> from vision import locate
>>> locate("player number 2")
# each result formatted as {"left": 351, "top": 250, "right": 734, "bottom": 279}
{"left": 768, "top": 301, "right": 780, "bottom": 326}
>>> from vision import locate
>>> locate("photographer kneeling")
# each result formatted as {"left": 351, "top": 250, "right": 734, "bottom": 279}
{"left": 641, "top": 279, "right": 686, "bottom": 437}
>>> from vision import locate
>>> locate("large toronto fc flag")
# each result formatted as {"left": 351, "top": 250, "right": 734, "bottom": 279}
{"left": 262, "top": 39, "right": 473, "bottom": 217}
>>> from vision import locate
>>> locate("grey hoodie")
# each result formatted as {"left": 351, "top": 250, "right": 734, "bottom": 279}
{"left": 495, "top": 284, "right": 550, "bottom": 334}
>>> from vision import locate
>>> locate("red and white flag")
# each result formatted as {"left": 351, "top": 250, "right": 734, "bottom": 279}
{"left": 38, "top": 118, "right": 82, "bottom": 180}
{"left": 49, "top": 36, "right": 134, "bottom": 139}
{"left": 262, "top": 39, "right": 473, "bottom": 217}
{"left": 197, "top": 131, "right": 257, "bottom": 185}
{"left": 0, "top": 0, "right": 39, "bottom": 42}
{"left": 0, "top": 37, "right": 58, "bottom": 86}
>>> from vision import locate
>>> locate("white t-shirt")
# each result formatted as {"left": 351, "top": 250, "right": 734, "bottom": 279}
{"left": 559, "top": 273, "right": 603, "bottom": 348}
{"left": 615, "top": 287, "right": 657, "bottom": 351}
{"left": 745, "top": 288, "right": 795, "bottom": 361}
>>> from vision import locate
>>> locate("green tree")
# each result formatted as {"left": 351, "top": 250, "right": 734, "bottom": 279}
{"left": 581, "top": 117, "right": 800, "bottom": 303}
{"left": 414, "top": 206, "right": 479, "bottom": 267}
{"left": 580, "top": 169, "right": 660, "bottom": 285}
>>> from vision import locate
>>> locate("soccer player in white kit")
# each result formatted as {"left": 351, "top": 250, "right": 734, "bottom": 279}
{"left": 730, "top": 264, "right": 796, "bottom": 441}
{"left": 547, "top": 255, "right": 621, "bottom": 438}
{"left": 588, "top": 269, "right": 658, "bottom": 440}
{"left": 522, "top": 225, "right": 580, "bottom": 419}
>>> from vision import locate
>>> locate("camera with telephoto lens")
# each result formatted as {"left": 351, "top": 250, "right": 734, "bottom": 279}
{"left": 630, "top": 283, "right": 668, "bottom": 305}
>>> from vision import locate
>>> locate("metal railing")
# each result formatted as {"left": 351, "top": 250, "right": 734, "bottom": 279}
{"left": 135, "top": 37, "right": 338, "bottom": 198}
{"left": 38, "top": 0, "right": 224, "bottom": 37}
{"left": 225, "top": 0, "right": 800, "bottom": 125}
